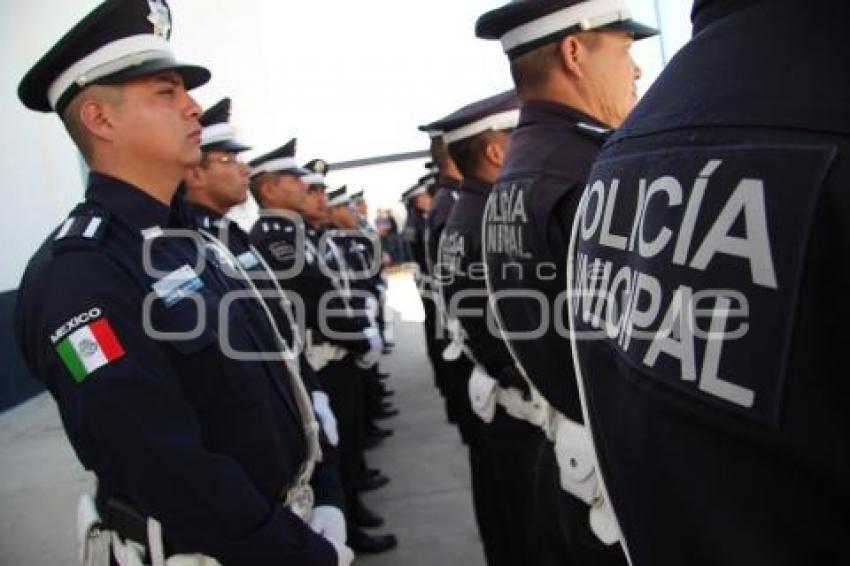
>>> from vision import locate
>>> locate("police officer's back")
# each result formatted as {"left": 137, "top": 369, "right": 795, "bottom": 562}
{"left": 568, "top": 1, "right": 850, "bottom": 564}
{"left": 474, "top": 1, "right": 656, "bottom": 560}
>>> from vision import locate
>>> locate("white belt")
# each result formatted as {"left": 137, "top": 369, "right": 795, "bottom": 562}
{"left": 548, "top": 412, "right": 621, "bottom": 545}
{"left": 467, "top": 369, "right": 621, "bottom": 546}
{"left": 442, "top": 317, "right": 466, "bottom": 361}
{"left": 304, "top": 330, "right": 348, "bottom": 372}
{"left": 78, "top": 494, "right": 222, "bottom": 566}
{"left": 468, "top": 365, "right": 547, "bottom": 427}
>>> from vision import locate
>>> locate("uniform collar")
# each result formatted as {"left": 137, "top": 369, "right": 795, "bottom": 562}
{"left": 461, "top": 177, "right": 492, "bottom": 196}
{"left": 86, "top": 172, "right": 173, "bottom": 232}
{"left": 519, "top": 99, "right": 609, "bottom": 130}
{"left": 439, "top": 176, "right": 462, "bottom": 191}
{"left": 180, "top": 199, "right": 227, "bottom": 230}
{"left": 691, "top": 0, "right": 766, "bottom": 35}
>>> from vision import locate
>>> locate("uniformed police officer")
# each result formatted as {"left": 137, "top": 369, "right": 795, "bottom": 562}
{"left": 436, "top": 90, "right": 562, "bottom": 566}
{"left": 14, "top": 1, "right": 352, "bottom": 564}
{"left": 418, "top": 124, "right": 477, "bottom": 441}
{"left": 419, "top": 108, "right": 509, "bottom": 565}
{"left": 401, "top": 178, "right": 433, "bottom": 285}
{"left": 179, "top": 98, "right": 343, "bottom": 455}
{"left": 475, "top": 0, "right": 657, "bottom": 562}
{"left": 325, "top": 186, "right": 396, "bottom": 442}
{"left": 347, "top": 188, "right": 396, "bottom": 356}
{"left": 405, "top": 170, "right": 458, "bottom": 418}
{"left": 566, "top": 1, "right": 850, "bottom": 564}
{"left": 248, "top": 145, "right": 398, "bottom": 554}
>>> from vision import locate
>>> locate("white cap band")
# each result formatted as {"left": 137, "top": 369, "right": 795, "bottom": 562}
{"left": 201, "top": 123, "right": 237, "bottom": 147}
{"left": 302, "top": 173, "right": 326, "bottom": 186}
{"left": 500, "top": 0, "right": 632, "bottom": 53}
{"left": 251, "top": 157, "right": 300, "bottom": 177}
{"left": 48, "top": 34, "right": 175, "bottom": 110}
{"left": 406, "top": 185, "right": 428, "bottom": 201}
{"left": 328, "top": 193, "right": 350, "bottom": 207}
{"left": 444, "top": 109, "right": 520, "bottom": 144}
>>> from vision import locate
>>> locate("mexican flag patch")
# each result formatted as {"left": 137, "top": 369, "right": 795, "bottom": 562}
{"left": 55, "top": 318, "right": 125, "bottom": 383}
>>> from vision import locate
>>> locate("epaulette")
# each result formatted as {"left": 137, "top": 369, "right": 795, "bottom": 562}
{"left": 51, "top": 206, "right": 109, "bottom": 251}
{"left": 575, "top": 122, "right": 613, "bottom": 143}
{"left": 261, "top": 219, "right": 295, "bottom": 234}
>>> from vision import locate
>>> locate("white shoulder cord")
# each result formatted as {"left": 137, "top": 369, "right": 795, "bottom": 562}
{"left": 435, "top": 229, "right": 475, "bottom": 362}
{"left": 321, "top": 235, "right": 353, "bottom": 301}
{"left": 480, "top": 196, "right": 540, "bottom": 398}
{"left": 247, "top": 243, "right": 305, "bottom": 356}
{"left": 198, "top": 229, "right": 322, "bottom": 484}
{"left": 565, "top": 195, "right": 631, "bottom": 561}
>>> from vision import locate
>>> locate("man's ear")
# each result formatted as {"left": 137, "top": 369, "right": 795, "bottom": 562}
{"left": 78, "top": 97, "right": 117, "bottom": 144}
{"left": 558, "top": 35, "right": 585, "bottom": 79}
{"left": 258, "top": 175, "right": 275, "bottom": 205}
{"left": 484, "top": 138, "right": 505, "bottom": 169}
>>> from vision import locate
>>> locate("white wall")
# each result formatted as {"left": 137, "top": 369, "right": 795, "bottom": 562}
{"left": 0, "top": 1, "right": 104, "bottom": 290}
{"left": 0, "top": 0, "right": 694, "bottom": 291}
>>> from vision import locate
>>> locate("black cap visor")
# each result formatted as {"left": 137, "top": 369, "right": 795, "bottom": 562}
{"left": 601, "top": 19, "right": 659, "bottom": 40}
{"left": 54, "top": 58, "right": 210, "bottom": 114}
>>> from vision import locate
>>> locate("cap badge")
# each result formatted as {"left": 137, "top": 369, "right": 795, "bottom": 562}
{"left": 147, "top": 0, "right": 172, "bottom": 39}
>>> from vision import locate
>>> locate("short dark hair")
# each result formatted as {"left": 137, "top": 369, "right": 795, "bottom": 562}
{"left": 447, "top": 130, "right": 503, "bottom": 179}
{"left": 60, "top": 85, "right": 124, "bottom": 163}
{"left": 510, "top": 32, "right": 602, "bottom": 96}
{"left": 430, "top": 136, "right": 452, "bottom": 172}
{"left": 509, "top": 42, "right": 560, "bottom": 97}
{"left": 249, "top": 172, "right": 273, "bottom": 207}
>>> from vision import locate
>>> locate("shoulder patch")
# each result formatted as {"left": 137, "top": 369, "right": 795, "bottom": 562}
{"left": 262, "top": 220, "right": 295, "bottom": 234}
{"left": 54, "top": 313, "right": 125, "bottom": 383}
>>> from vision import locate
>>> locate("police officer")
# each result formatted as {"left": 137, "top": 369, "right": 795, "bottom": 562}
{"left": 419, "top": 107, "right": 506, "bottom": 564}
{"left": 248, "top": 144, "right": 398, "bottom": 554}
{"left": 418, "top": 124, "right": 478, "bottom": 440}
{"left": 475, "top": 0, "right": 656, "bottom": 562}
{"left": 325, "top": 186, "right": 396, "bottom": 437}
{"left": 401, "top": 177, "right": 434, "bottom": 278}
{"left": 179, "top": 97, "right": 342, "bottom": 454}
{"left": 436, "top": 90, "right": 560, "bottom": 565}
{"left": 567, "top": 1, "right": 850, "bottom": 564}
{"left": 347, "top": 188, "right": 396, "bottom": 355}
{"left": 14, "top": 1, "right": 352, "bottom": 564}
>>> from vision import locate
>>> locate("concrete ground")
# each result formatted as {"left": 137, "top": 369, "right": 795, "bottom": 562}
{"left": 0, "top": 270, "right": 485, "bottom": 565}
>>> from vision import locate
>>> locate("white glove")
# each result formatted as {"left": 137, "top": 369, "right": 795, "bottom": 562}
{"left": 310, "top": 506, "right": 349, "bottom": 558}
{"left": 365, "top": 295, "right": 380, "bottom": 323}
{"left": 355, "top": 326, "right": 383, "bottom": 369}
{"left": 312, "top": 391, "right": 339, "bottom": 447}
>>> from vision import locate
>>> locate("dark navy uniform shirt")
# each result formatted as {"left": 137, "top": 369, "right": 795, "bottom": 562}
{"left": 439, "top": 177, "right": 526, "bottom": 390}
{"left": 179, "top": 200, "right": 338, "bottom": 418}
{"left": 403, "top": 206, "right": 429, "bottom": 277}
{"left": 425, "top": 177, "right": 462, "bottom": 277}
{"left": 15, "top": 173, "right": 338, "bottom": 564}
{"left": 250, "top": 214, "right": 372, "bottom": 353}
{"left": 482, "top": 100, "right": 609, "bottom": 422}
{"left": 569, "top": 1, "right": 850, "bottom": 563}
{"left": 329, "top": 227, "right": 382, "bottom": 297}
